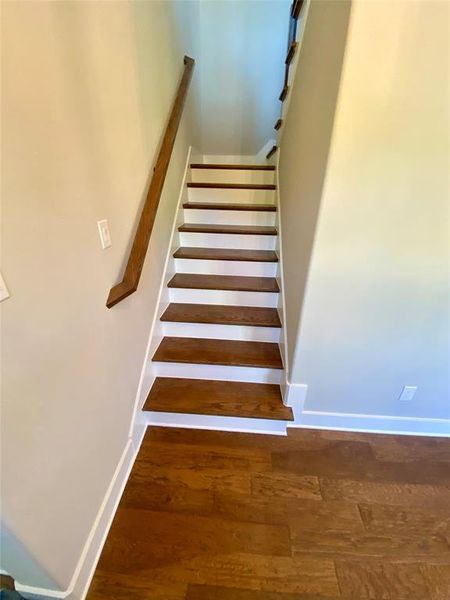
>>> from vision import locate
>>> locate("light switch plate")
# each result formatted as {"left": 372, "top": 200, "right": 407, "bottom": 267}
{"left": 399, "top": 385, "right": 417, "bottom": 402}
{"left": 97, "top": 220, "right": 112, "bottom": 249}
{"left": 0, "top": 272, "right": 10, "bottom": 302}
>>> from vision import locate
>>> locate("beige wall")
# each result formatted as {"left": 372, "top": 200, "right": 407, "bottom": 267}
{"left": 281, "top": 0, "right": 449, "bottom": 419}
{"left": 1, "top": 0, "right": 194, "bottom": 589}
{"left": 279, "top": 0, "right": 352, "bottom": 379}
{"left": 172, "top": 0, "right": 290, "bottom": 155}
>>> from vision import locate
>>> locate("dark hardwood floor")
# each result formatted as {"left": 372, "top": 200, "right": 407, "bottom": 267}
{"left": 87, "top": 427, "right": 450, "bottom": 600}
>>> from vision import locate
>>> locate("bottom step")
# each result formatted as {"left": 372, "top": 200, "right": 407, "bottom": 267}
{"left": 144, "top": 378, "right": 293, "bottom": 421}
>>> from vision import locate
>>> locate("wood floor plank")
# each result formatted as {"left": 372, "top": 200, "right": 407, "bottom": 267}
{"left": 120, "top": 479, "right": 215, "bottom": 515}
{"left": 160, "top": 304, "right": 281, "bottom": 327}
{"left": 421, "top": 565, "right": 450, "bottom": 600}
{"left": 273, "top": 443, "right": 450, "bottom": 485}
{"left": 144, "top": 378, "right": 292, "bottom": 420}
{"left": 178, "top": 223, "right": 277, "bottom": 235}
{"left": 107, "top": 507, "right": 291, "bottom": 559}
{"left": 358, "top": 502, "right": 450, "bottom": 535}
{"left": 186, "top": 584, "right": 341, "bottom": 599}
{"left": 213, "top": 491, "right": 361, "bottom": 529}
{"left": 251, "top": 472, "right": 322, "bottom": 500}
{"left": 137, "top": 437, "right": 272, "bottom": 472}
{"left": 320, "top": 477, "right": 450, "bottom": 508}
{"left": 124, "top": 554, "right": 340, "bottom": 596}
{"left": 174, "top": 247, "right": 279, "bottom": 262}
{"left": 129, "top": 460, "right": 252, "bottom": 494}
{"left": 87, "top": 572, "right": 187, "bottom": 600}
{"left": 370, "top": 436, "right": 450, "bottom": 464}
{"left": 335, "top": 560, "right": 433, "bottom": 599}
{"left": 292, "top": 528, "right": 450, "bottom": 562}
{"left": 183, "top": 202, "right": 276, "bottom": 211}
{"left": 152, "top": 337, "right": 283, "bottom": 369}
{"left": 271, "top": 440, "right": 376, "bottom": 480}
{"left": 168, "top": 273, "right": 279, "bottom": 292}
{"left": 131, "top": 441, "right": 256, "bottom": 471}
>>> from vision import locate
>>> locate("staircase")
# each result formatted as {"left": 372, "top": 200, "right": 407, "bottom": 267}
{"left": 144, "top": 160, "right": 293, "bottom": 432}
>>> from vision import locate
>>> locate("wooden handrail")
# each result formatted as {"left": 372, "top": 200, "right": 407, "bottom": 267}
{"left": 106, "top": 56, "right": 195, "bottom": 308}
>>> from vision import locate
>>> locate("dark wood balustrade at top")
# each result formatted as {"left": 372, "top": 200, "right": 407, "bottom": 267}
{"left": 270, "top": 0, "right": 305, "bottom": 147}
{"left": 106, "top": 56, "right": 195, "bottom": 308}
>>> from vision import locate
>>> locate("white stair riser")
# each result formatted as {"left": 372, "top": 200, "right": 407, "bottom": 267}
{"left": 174, "top": 258, "right": 277, "bottom": 277}
{"left": 191, "top": 169, "right": 274, "bottom": 185}
{"left": 152, "top": 362, "right": 283, "bottom": 384}
{"left": 202, "top": 155, "right": 262, "bottom": 165}
{"left": 169, "top": 288, "right": 279, "bottom": 307}
{"left": 143, "top": 412, "right": 288, "bottom": 435}
{"left": 183, "top": 208, "right": 276, "bottom": 226}
{"left": 161, "top": 321, "right": 281, "bottom": 342}
{"left": 179, "top": 232, "right": 277, "bottom": 250}
{"left": 188, "top": 188, "right": 275, "bottom": 204}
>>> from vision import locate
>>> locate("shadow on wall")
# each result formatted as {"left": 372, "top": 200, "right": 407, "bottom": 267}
{"left": 170, "top": 0, "right": 291, "bottom": 156}
{"left": 0, "top": 522, "right": 60, "bottom": 592}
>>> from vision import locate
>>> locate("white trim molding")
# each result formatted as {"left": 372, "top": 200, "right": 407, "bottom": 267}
{"left": 298, "top": 410, "right": 450, "bottom": 438}
{"left": 284, "top": 380, "right": 449, "bottom": 437}
{"left": 283, "top": 381, "right": 308, "bottom": 422}
{"left": 274, "top": 148, "right": 289, "bottom": 382}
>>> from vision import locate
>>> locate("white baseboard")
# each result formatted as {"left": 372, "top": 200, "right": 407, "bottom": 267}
{"left": 16, "top": 428, "right": 145, "bottom": 600}
{"left": 298, "top": 410, "right": 450, "bottom": 437}
{"left": 284, "top": 381, "right": 308, "bottom": 422}
{"left": 284, "top": 380, "right": 449, "bottom": 437}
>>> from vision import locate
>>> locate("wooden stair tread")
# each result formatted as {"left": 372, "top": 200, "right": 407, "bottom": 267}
{"left": 167, "top": 273, "right": 279, "bottom": 292}
{"left": 183, "top": 202, "right": 276, "bottom": 212}
{"left": 161, "top": 303, "right": 281, "bottom": 328}
{"left": 173, "top": 247, "right": 278, "bottom": 262}
{"left": 152, "top": 337, "right": 283, "bottom": 369}
{"left": 187, "top": 183, "right": 276, "bottom": 190}
{"left": 191, "top": 163, "right": 275, "bottom": 171}
{"left": 179, "top": 223, "right": 277, "bottom": 235}
{"left": 144, "top": 378, "right": 293, "bottom": 420}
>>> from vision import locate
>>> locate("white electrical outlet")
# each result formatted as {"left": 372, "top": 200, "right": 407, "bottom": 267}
{"left": 0, "top": 272, "right": 10, "bottom": 302}
{"left": 97, "top": 220, "right": 112, "bottom": 249}
{"left": 399, "top": 385, "right": 417, "bottom": 402}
